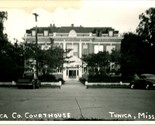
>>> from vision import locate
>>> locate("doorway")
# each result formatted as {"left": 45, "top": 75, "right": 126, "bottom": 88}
{"left": 69, "top": 70, "right": 76, "bottom": 79}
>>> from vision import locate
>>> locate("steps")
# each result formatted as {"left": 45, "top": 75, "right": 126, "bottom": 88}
{"left": 62, "top": 80, "right": 85, "bottom": 89}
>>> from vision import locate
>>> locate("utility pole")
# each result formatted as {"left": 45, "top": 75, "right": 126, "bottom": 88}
{"left": 33, "top": 13, "right": 39, "bottom": 78}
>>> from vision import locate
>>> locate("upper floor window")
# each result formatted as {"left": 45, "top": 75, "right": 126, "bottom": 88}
{"left": 94, "top": 45, "right": 104, "bottom": 54}
{"left": 96, "top": 30, "right": 102, "bottom": 37}
{"left": 83, "top": 44, "right": 88, "bottom": 55}
{"left": 106, "top": 45, "right": 115, "bottom": 53}
{"left": 69, "top": 30, "right": 77, "bottom": 37}
{"left": 67, "top": 44, "right": 79, "bottom": 57}
{"left": 73, "top": 45, "right": 78, "bottom": 57}
{"left": 109, "top": 31, "right": 113, "bottom": 37}
{"left": 44, "top": 30, "right": 48, "bottom": 36}
{"left": 32, "top": 30, "right": 35, "bottom": 36}
{"left": 89, "top": 33, "right": 92, "bottom": 37}
{"left": 53, "top": 32, "right": 56, "bottom": 36}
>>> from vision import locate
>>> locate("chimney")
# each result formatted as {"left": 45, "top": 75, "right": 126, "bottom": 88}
{"left": 53, "top": 24, "right": 55, "bottom": 27}
{"left": 71, "top": 24, "right": 74, "bottom": 27}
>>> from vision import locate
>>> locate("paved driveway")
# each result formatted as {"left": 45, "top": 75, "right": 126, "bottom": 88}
{"left": 0, "top": 80, "right": 155, "bottom": 121}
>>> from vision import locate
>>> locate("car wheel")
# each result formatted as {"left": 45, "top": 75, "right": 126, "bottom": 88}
{"left": 32, "top": 83, "right": 36, "bottom": 89}
{"left": 32, "top": 80, "right": 36, "bottom": 89}
{"left": 36, "top": 81, "right": 41, "bottom": 89}
{"left": 145, "top": 84, "right": 150, "bottom": 90}
{"left": 130, "top": 84, "right": 135, "bottom": 89}
{"left": 35, "top": 84, "right": 40, "bottom": 89}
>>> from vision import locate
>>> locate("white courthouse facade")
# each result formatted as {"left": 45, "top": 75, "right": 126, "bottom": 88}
{"left": 25, "top": 24, "right": 123, "bottom": 80}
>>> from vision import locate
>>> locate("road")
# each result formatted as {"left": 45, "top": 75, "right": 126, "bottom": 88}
{"left": 0, "top": 80, "right": 155, "bottom": 121}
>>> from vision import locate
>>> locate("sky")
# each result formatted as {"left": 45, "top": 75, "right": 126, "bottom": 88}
{"left": 0, "top": 0, "right": 155, "bottom": 43}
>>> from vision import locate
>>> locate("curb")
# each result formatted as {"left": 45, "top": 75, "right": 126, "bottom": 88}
{"left": 85, "top": 81, "right": 130, "bottom": 89}
{"left": 0, "top": 81, "right": 62, "bottom": 88}
{"left": 85, "top": 81, "right": 130, "bottom": 86}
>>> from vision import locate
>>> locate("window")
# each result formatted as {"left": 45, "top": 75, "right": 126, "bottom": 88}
{"left": 109, "top": 31, "right": 113, "bottom": 37}
{"left": 94, "top": 45, "right": 104, "bottom": 54}
{"left": 106, "top": 45, "right": 115, "bottom": 53}
{"left": 44, "top": 30, "right": 48, "bottom": 36}
{"left": 57, "top": 67, "right": 62, "bottom": 73}
{"left": 66, "top": 44, "right": 79, "bottom": 57}
{"left": 83, "top": 44, "right": 88, "bottom": 55}
{"left": 69, "top": 30, "right": 77, "bottom": 37}
{"left": 83, "top": 44, "right": 88, "bottom": 49}
{"left": 66, "top": 44, "right": 73, "bottom": 56}
{"left": 73, "top": 45, "right": 78, "bottom": 57}
{"left": 32, "top": 30, "right": 35, "bottom": 36}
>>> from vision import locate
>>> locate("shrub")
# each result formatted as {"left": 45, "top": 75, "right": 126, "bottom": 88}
{"left": 88, "top": 74, "right": 122, "bottom": 83}
{"left": 79, "top": 77, "right": 86, "bottom": 84}
{"left": 39, "top": 74, "right": 65, "bottom": 84}
{"left": 39, "top": 74, "right": 56, "bottom": 82}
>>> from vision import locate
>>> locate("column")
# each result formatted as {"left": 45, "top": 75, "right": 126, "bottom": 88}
{"left": 63, "top": 41, "right": 67, "bottom": 80}
{"left": 63, "top": 40, "right": 66, "bottom": 50}
{"left": 79, "top": 41, "right": 82, "bottom": 58}
{"left": 79, "top": 41, "right": 82, "bottom": 79}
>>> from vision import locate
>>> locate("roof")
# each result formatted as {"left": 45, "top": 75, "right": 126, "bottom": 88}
{"left": 26, "top": 25, "right": 119, "bottom": 34}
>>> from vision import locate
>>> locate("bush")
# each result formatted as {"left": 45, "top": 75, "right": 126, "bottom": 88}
{"left": 39, "top": 74, "right": 65, "bottom": 84}
{"left": 39, "top": 74, "right": 56, "bottom": 82}
{"left": 0, "top": 66, "right": 24, "bottom": 82}
{"left": 88, "top": 74, "right": 122, "bottom": 83}
{"left": 79, "top": 77, "right": 86, "bottom": 84}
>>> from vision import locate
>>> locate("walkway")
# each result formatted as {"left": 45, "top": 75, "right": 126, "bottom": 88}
{"left": 61, "top": 80, "right": 85, "bottom": 89}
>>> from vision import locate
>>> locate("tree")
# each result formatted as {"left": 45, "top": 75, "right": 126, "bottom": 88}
{"left": 136, "top": 7, "right": 155, "bottom": 73}
{"left": 82, "top": 51, "right": 110, "bottom": 76}
{"left": 22, "top": 41, "right": 71, "bottom": 75}
{"left": 0, "top": 11, "right": 25, "bottom": 81}
{"left": 43, "top": 46, "right": 64, "bottom": 71}
{"left": 0, "top": 11, "right": 7, "bottom": 39}
{"left": 42, "top": 46, "right": 72, "bottom": 73}
{"left": 110, "top": 49, "right": 121, "bottom": 64}
{"left": 110, "top": 49, "right": 121, "bottom": 74}
{"left": 137, "top": 8, "right": 155, "bottom": 46}
{"left": 120, "top": 32, "right": 149, "bottom": 77}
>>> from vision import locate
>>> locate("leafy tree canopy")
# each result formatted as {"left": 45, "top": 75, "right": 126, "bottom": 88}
{"left": 82, "top": 51, "right": 110, "bottom": 67}
{"left": 137, "top": 7, "right": 155, "bottom": 47}
{"left": 0, "top": 11, "right": 24, "bottom": 81}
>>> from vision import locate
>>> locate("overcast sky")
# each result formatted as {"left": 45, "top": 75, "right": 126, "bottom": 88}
{"left": 1, "top": 0, "right": 155, "bottom": 42}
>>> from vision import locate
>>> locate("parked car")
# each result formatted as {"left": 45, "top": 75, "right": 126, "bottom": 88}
{"left": 16, "top": 72, "right": 41, "bottom": 89}
{"left": 130, "top": 74, "right": 155, "bottom": 89}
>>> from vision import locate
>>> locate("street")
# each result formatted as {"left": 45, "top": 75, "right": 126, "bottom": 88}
{"left": 0, "top": 81, "right": 155, "bottom": 121}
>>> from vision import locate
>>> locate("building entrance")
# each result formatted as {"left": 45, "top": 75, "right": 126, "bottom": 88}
{"left": 69, "top": 70, "right": 76, "bottom": 78}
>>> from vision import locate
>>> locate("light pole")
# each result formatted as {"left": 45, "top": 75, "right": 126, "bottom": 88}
{"left": 33, "top": 13, "right": 39, "bottom": 78}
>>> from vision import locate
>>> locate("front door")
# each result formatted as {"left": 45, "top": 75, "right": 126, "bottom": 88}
{"left": 69, "top": 70, "right": 76, "bottom": 79}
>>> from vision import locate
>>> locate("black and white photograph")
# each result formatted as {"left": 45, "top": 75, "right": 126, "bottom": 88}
{"left": 0, "top": 0, "right": 155, "bottom": 124}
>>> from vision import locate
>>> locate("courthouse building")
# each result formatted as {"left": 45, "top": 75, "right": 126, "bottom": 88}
{"left": 25, "top": 24, "right": 123, "bottom": 80}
